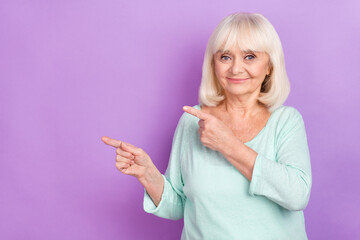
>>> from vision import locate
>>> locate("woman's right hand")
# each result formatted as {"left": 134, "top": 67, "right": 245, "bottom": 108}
{"left": 101, "top": 136, "right": 155, "bottom": 181}
{"left": 102, "top": 136, "right": 165, "bottom": 206}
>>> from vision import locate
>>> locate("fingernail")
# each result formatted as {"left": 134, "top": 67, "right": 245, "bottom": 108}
{"left": 183, "top": 106, "right": 188, "bottom": 110}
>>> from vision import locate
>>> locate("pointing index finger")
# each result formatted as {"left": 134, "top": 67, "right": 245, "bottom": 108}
{"left": 183, "top": 106, "right": 210, "bottom": 120}
{"left": 101, "top": 136, "right": 122, "bottom": 148}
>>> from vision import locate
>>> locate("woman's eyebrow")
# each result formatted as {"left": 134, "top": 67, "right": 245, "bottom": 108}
{"left": 242, "top": 49, "right": 258, "bottom": 54}
{"left": 216, "top": 49, "right": 258, "bottom": 54}
{"left": 216, "top": 50, "right": 230, "bottom": 54}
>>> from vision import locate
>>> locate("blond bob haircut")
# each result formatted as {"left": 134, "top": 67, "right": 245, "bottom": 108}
{"left": 199, "top": 12, "right": 290, "bottom": 112}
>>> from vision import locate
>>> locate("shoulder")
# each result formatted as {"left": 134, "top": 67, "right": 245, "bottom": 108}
{"left": 272, "top": 105, "right": 304, "bottom": 121}
{"left": 175, "top": 104, "right": 202, "bottom": 131}
{"left": 178, "top": 104, "right": 202, "bottom": 123}
{"left": 272, "top": 105, "right": 306, "bottom": 134}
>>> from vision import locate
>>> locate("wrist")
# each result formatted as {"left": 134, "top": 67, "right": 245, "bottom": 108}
{"left": 221, "top": 136, "right": 243, "bottom": 158}
{"left": 138, "top": 165, "right": 162, "bottom": 187}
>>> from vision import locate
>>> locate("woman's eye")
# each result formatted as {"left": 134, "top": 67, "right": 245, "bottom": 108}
{"left": 220, "top": 55, "right": 231, "bottom": 60}
{"left": 245, "top": 55, "right": 255, "bottom": 60}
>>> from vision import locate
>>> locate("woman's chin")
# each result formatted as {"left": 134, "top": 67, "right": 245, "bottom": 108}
{"left": 224, "top": 89, "right": 250, "bottom": 97}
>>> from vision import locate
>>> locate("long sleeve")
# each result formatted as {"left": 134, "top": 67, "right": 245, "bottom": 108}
{"left": 249, "top": 108, "right": 312, "bottom": 211}
{"left": 143, "top": 113, "right": 187, "bottom": 220}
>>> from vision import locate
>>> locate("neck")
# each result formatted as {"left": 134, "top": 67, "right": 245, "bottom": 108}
{"left": 220, "top": 93, "right": 266, "bottom": 120}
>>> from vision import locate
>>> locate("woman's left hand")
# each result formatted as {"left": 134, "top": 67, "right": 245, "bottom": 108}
{"left": 183, "top": 106, "right": 237, "bottom": 153}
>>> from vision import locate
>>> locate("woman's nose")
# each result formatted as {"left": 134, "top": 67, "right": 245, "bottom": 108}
{"left": 230, "top": 58, "right": 245, "bottom": 74}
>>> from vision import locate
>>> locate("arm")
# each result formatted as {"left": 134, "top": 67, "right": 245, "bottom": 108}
{"left": 142, "top": 114, "right": 187, "bottom": 220}
{"left": 138, "top": 166, "right": 164, "bottom": 207}
{"left": 221, "top": 141, "right": 257, "bottom": 181}
{"left": 222, "top": 109, "right": 312, "bottom": 211}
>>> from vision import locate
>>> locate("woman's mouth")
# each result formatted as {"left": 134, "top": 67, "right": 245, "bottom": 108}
{"left": 227, "top": 77, "right": 250, "bottom": 83}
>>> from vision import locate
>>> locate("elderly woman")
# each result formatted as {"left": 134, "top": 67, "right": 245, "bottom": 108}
{"left": 102, "top": 12, "right": 312, "bottom": 239}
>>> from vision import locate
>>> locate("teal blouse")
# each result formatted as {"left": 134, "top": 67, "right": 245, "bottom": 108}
{"left": 143, "top": 104, "right": 312, "bottom": 240}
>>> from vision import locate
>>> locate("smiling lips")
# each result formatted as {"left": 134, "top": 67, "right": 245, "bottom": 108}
{"left": 227, "top": 77, "right": 250, "bottom": 83}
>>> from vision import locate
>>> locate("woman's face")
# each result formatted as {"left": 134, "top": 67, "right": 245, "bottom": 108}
{"left": 213, "top": 44, "right": 271, "bottom": 99}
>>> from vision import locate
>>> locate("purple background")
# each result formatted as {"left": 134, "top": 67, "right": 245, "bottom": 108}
{"left": 1, "top": 0, "right": 360, "bottom": 239}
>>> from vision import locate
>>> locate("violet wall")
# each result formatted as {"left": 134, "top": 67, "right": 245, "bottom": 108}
{"left": 1, "top": 0, "right": 359, "bottom": 239}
